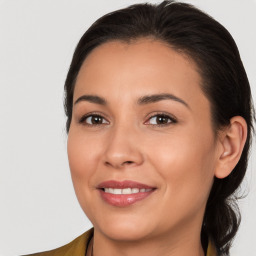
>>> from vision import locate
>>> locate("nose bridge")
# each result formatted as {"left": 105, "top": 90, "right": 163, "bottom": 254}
{"left": 103, "top": 120, "right": 143, "bottom": 168}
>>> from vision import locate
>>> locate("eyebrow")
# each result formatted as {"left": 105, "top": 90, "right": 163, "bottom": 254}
{"left": 137, "top": 93, "right": 190, "bottom": 108}
{"left": 74, "top": 95, "right": 107, "bottom": 105}
{"left": 74, "top": 93, "right": 189, "bottom": 109}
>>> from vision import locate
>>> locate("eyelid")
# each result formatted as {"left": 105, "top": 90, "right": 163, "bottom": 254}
{"left": 79, "top": 112, "right": 110, "bottom": 125}
{"left": 144, "top": 112, "right": 177, "bottom": 126}
{"left": 78, "top": 111, "right": 177, "bottom": 127}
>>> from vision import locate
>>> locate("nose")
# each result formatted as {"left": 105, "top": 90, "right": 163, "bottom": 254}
{"left": 103, "top": 125, "right": 144, "bottom": 169}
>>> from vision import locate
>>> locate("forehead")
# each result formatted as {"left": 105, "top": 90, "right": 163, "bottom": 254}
{"left": 74, "top": 39, "right": 208, "bottom": 109}
{"left": 77, "top": 38, "right": 200, "bottom": 84}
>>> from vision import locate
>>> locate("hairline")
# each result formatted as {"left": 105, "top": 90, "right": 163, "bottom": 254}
{"left": 70, "top": 36, "right": 220, "bottom": 138}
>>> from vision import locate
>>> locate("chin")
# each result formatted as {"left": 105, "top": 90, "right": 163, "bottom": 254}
{"left": 93, "top": 214, "right": 156, "bottom": 242}
{"left": 102, "top": 226, "right": 152, "bottom": 242}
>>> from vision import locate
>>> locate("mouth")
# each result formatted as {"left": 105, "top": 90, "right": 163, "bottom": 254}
{"left": 102, "top": 187, "right": 153, "bottom": 194}
{"left": 97, "top": 180, "right": 156, "bottom": 207}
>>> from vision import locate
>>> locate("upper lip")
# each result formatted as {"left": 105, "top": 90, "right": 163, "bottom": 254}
{"left": 97, "top": 180, "right": 155, "bottom": 189}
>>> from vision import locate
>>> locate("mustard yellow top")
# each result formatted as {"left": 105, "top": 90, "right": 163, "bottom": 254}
{"left": 25, "top": 228, "right": 218, "bottom": 256}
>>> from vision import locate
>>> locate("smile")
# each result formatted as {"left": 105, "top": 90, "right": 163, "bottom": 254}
{"left": 97, "top": 180, "right": 156, "bottom": 207}
{"left": 103, "top": 188, "right": 153, "bottom": 194}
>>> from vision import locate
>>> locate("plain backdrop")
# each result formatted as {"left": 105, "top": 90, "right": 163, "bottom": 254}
{"left": 0, "top": 0, "right": 255, "bottom": 255}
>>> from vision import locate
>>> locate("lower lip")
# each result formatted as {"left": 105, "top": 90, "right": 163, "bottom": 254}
{"left": 99, "top": 189, "right": 155, "bottom": 207}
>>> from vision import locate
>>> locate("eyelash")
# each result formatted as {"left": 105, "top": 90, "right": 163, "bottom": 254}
{"left": 145, "top": 112, "right": 177, "bottom": 127}
{"left": 79, "top": 112, "right": 177, "bottom": 127}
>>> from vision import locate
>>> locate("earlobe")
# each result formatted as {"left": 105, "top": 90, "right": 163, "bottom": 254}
{"left": 214, "top": 116, "right": 247, "bottom": 179}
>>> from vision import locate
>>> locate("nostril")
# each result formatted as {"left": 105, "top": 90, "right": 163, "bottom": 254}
{"left": 123, "top": 161, "right": 134, "bottom": 165}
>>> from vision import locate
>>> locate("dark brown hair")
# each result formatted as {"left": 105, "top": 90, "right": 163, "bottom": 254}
{"left": 64, "top": 1, "right": 254, "bottom": 254}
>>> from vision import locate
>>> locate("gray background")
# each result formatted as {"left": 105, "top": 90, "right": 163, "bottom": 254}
{"left": 0, "top": 0, "right": 255, "bottom": 255}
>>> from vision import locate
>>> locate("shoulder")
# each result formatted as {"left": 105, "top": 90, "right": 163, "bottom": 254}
{"left": 206, "top": 238, "right": 218, "bottom": 256}
{"left": 23, "top": 228, "right": 93, "bottom": 256}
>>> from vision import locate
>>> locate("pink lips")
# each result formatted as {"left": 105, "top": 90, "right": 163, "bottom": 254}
{"left": 97, "top": 180, "right": 156, "bottom": 207}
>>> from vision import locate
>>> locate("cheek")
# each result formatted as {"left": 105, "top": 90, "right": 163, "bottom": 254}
{"left": 67, "top": 128, "right": 103, "bottom": 177}
{"left": 67, "top": 129, "right": 100, "bottom": 203}
{"left": 67, "top": 129, "right": 106, "bottom": 222}
{"left": 148, "top": 127, "right": 216, "bottom": 207}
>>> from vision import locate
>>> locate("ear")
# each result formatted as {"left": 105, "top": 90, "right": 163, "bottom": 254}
{"left": 214, "top": 116, "right": 247, "bottom": 179}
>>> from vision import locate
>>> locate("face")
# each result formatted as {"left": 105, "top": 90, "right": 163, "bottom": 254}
{"left": 68, "top": 39, "right": 220, "bottom": 242}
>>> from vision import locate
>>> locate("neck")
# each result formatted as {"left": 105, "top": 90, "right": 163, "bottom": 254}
{"left": 91, "top": 224, "right": 205, "bottom": 256}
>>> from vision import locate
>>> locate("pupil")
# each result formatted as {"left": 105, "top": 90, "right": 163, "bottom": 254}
{"left": 157, "top": 116, "right": 168, "bottom": 124}
{"left": 92, "top": 116, "right": 102, "bottom": 124}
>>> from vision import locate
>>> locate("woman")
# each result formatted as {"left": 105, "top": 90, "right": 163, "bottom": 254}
{"left": 26, "top": 1, "right": 254, "bottom": 255}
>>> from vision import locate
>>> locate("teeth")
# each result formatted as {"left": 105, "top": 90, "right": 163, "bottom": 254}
{"left": 103, "top": 188, "right": 152, "bottom": 194}
{"left": 131, "top": 188, "right": 139, "bottom": 193}
{"left": 122, "top": 188, "right": 132, "bottom": 194}
{"left": 113, "top": 189, "right": 122, "bottom": 194}
{"left": 107, "top": 188, "right": 113, "bottom": 193}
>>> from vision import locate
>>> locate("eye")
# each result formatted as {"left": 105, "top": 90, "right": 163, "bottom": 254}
{"left": 145, "top": 113, "right": 177, "bottom": 126}
{"left": 79, "top": 114, "right": 109, "bottom": 126}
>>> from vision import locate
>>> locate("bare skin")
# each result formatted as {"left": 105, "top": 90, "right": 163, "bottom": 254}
{"left": 67, "top": 39, "right": 247, "bottom": 256}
